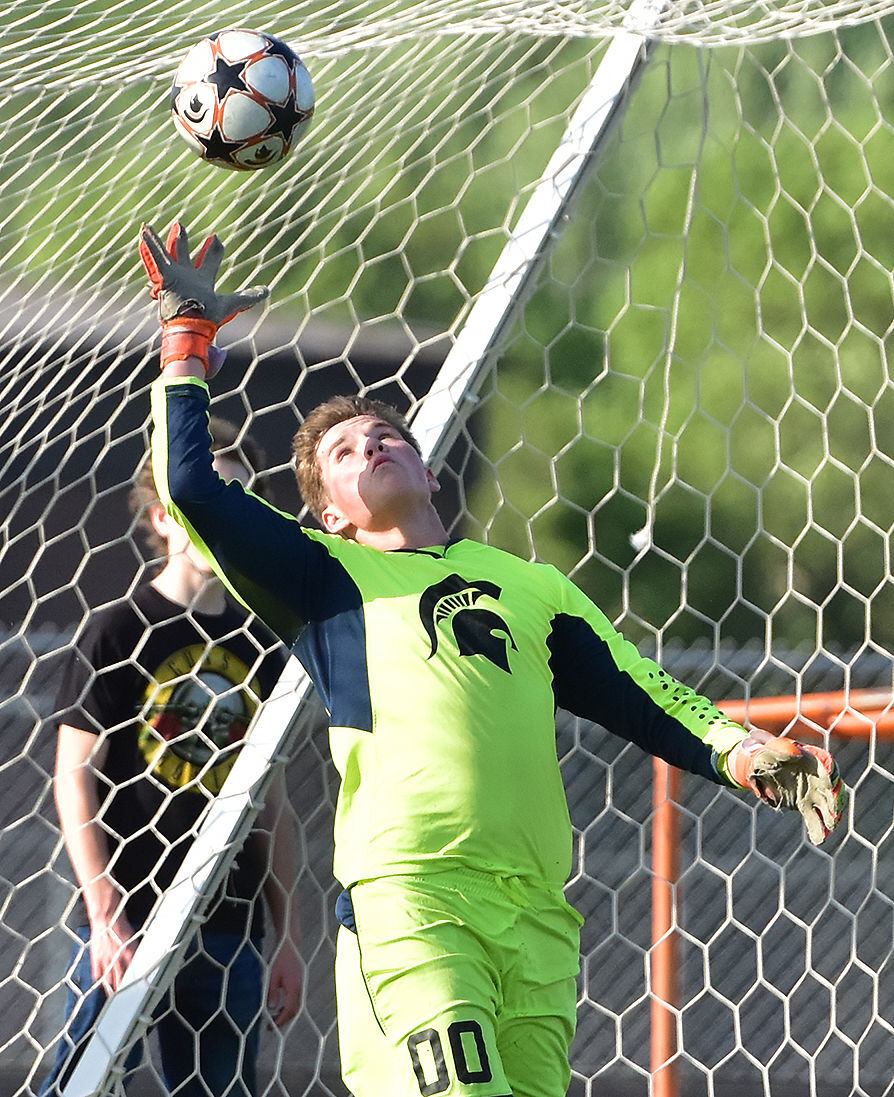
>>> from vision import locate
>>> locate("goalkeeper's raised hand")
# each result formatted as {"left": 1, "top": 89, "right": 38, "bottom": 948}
{"left": 726, "top": 734, "right": 848, "bottom": 845}
{"left": 138, "top": 222, "right": 270, "bottom": 374}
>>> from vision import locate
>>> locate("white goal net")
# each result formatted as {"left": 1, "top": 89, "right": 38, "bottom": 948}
{"left": 3, "top": 2, "right": 894, "bottom": 1096}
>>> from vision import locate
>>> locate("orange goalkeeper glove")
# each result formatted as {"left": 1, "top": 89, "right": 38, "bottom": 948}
{"left": 727, "top": 735, "right": 848, "bottom": 846}
{"left": 138, "top": 222, "right": 270, "bottom": 373}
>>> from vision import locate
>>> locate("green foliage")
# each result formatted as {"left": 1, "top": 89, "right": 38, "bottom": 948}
{"left": 469, "top": 22, "right": 894, "bottom": 651}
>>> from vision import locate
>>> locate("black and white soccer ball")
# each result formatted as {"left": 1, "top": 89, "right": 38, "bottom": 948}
{"left": 171, "top": 28, "right": 315, "bottom": 171}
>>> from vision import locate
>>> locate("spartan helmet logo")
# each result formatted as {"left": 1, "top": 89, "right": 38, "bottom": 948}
{"left": 419, "top": 574, "right": 517, "bottom": 674}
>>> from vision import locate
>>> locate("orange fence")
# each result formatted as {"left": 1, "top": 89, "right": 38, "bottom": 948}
{"left": 649, "top": 688, "right": 892, "bottom": 1097}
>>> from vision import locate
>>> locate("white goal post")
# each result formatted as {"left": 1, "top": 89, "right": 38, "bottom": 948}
{"left": 3, "top": 4, "right": 894, "bottom": 1097}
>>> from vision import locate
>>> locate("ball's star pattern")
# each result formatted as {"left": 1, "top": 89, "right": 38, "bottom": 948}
{"left": 207, "top": 57, "right": 248, "bottom": 98}
{"left": 265, "top": 93, "right": 311, "bottom": 145}
{"left": 171, "top": 32, "right": 313, "bottom": 170}
{"left": 196, "top": 126, "right": 243, "bottom": 165}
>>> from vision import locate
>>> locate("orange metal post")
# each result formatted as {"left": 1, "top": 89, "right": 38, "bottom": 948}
{"left": 651, "top": 758, "right": 681, "bottom": 1097}
{"left": 718, "top": 688, "right": 894, "bottom": 740}
{"left": 650, "top": 686, "right": 887, "bottom": 1096}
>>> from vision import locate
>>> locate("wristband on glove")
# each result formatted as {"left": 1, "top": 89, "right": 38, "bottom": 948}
{"left": 158, "top": 315, "right": 219, "bottom": 372}
{"left": 726, "top": 734, "right": 848, "bottom": 846}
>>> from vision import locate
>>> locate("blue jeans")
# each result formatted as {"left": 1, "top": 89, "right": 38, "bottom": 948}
{"left": 40, "top": 926, "right": 263, "bottom": 1096}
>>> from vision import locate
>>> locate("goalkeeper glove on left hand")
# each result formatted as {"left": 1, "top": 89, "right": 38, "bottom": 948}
{"left": 138, "top": 222, "right": 270, "bottom": 373}
{"left": 727, "top": 735, "right": 848, "bottom": 846}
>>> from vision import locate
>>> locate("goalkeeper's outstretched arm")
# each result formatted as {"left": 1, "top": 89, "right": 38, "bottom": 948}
{"left": 546, "top": 589, "right": 848, "bottom": 846}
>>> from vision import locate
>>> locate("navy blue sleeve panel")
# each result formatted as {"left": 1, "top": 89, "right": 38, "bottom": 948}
{"left": 547, "top": 613, "right": 726, "bottom": 784}
{"left": 151, "top": 381, "right": 370, "bottom": 698}
{"left": 293, "top": 608, "right": 374, "bottom": 733}
{"left": 155, "top": 379, "right": 322, "bottom": 643}
{"left": 153, "top": 378, "right": 373, "bottom": 729}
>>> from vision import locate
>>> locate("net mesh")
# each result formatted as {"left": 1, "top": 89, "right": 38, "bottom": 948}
{"left": 2, "top": 2, "right": 894, "bottom": 1096}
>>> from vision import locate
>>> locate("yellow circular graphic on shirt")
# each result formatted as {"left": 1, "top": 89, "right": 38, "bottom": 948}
{"left": 137, "top": 643, "right": 261, "bottom": 795}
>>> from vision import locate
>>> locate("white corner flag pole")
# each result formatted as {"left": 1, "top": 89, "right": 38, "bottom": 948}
{"left": 59, "top": 2, "right": 665, "bottom": 1091}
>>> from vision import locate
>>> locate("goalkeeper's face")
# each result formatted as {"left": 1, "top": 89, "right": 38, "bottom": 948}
{"left": 316, "top": 414, "right": 439, "bottom": 539}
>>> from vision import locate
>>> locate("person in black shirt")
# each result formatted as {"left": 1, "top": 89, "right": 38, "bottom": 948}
{"left": 40, "top": 418, "right": 303, "bottom": 1097}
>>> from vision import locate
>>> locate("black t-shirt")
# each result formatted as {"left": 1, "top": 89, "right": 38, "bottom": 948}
{"left": 55, "top": 582, "right": 286, "bottom": 934}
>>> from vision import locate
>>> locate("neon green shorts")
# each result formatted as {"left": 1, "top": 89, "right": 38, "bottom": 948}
{"left": 334, "top": 868, "right": 583, "bottom": 1097}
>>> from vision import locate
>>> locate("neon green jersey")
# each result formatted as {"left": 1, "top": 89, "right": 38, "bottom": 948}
{"left": 153, "top": 376, "right": 747, "bottom": 889}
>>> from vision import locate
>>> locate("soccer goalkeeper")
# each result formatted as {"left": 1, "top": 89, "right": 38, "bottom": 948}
{"left": 140, "top": 222, "right": 848, "bottom": 1097}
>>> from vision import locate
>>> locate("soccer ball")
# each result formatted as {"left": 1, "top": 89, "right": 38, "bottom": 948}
{"left": 170, "top": 28, "right": 315, "bottom": 171}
